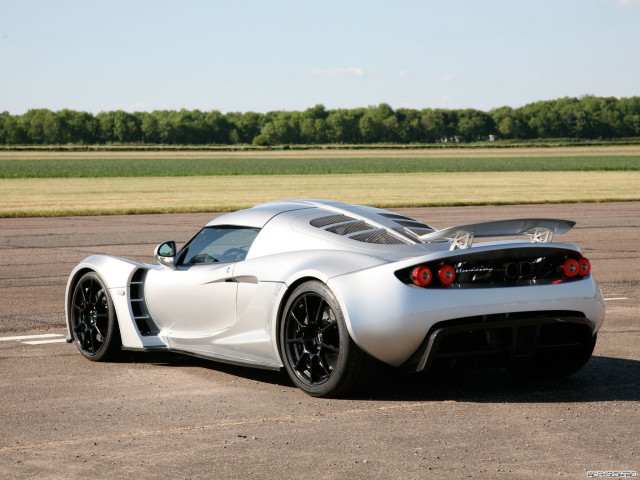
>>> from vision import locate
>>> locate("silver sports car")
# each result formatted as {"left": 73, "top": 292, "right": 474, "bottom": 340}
{"left": 66, "top": 199, "right": 605, "bottom": 397}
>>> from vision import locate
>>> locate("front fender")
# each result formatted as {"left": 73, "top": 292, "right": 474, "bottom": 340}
{"left": 65, "top": 255, "right": 154, "bottom": 349}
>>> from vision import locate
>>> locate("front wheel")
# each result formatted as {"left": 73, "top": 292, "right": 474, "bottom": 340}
{"left": 69, "top": 271, "right": 121, "bottom": 361}
{"left": 279, "top": 281, "right": 377, "bottom": 397}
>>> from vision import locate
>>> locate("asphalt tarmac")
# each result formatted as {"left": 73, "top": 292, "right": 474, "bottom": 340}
{"left": 1, "top": 202, "right": 638, "bottom": 479}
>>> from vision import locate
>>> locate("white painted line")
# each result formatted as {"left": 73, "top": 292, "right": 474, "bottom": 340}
{"left": 23, "top": 339, "right": 68, "bottom": 345}
{"left": 0, "top": 333, "right": 64, "bottom": 342}
{"left": 604, "top": 297, "right": 629, "bottom": 301}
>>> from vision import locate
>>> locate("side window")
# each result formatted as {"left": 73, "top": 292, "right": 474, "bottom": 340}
{"left": 178, "top": 227, "right": 260, "bottom": 265}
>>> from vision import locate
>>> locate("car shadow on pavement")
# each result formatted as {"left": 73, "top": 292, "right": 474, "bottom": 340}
{"left": 121, "top": 352, "right": 639, "bottom": 403}
{"left": 121, "top": 350, "right": 295, "bottom": 388}
{"left": 367, "top": 356, "right": 640, "bottom": 403}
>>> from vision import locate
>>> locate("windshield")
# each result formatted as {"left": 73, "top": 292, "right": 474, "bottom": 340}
{"left": 177, "top": 226, "right": 260, "bottom": 265}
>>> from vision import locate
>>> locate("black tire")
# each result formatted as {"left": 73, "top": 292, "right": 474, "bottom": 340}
{"left": 279, "top": 280, "right": 377, "bottom": 397}
{"left": 69, "top": 271, "right": 121, "bottom": 361}
{"left": 509, "top": 333, "right": 597, "bottom": 378}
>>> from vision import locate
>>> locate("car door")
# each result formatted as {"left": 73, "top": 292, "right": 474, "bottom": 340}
{"left": 145, "top": 262, "right": 238, "bottom": 337}
{"left": 144, "top": 226, "right": 261, "bottom": 344}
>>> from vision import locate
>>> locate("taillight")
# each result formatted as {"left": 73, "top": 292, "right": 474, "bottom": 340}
{"left": 438, "top": 265, "right": 456, "bottom": 285}
{"left": 412, "top": 266, "right": 432, "bottom": 287}
{"left": 562, "top": 258, "right": 579, "bottom": 278}
{"left": 577, "top": 257, "right": 591, "bottom": 276}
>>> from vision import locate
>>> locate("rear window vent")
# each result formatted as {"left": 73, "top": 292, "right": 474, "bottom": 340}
{"left": 379, "top": 213, "right": 434, "bottom": 231}
{"left": 408, "top": 228, "right": 434, "bottom": 236}
{"left": 311, "top": 212, "right": 412, "bottom": 245}
{"left": 393, "top": 227, "right": 435, "bottom": 239}
{"left": 395, "top": 219, "right": 434, "bottom": 230}
{"left": 326, "top": 221, "right": 376, "bottom": 236}
{"left": 310, "top": 214, "right": 355, "bottom": 228}
{"left": 379, "top": 213, "right": 413, "bottom": 220}
{"left": 393, "top": 227, "right": 419, "bottom": 240}
{"left": 351, "top": 230, "right": 410, "bottom": 245}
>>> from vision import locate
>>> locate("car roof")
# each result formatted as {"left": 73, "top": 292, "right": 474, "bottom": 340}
{"left": 205, "top": 201, "right": 317, "bottom": 228}
{"left": 206, "top": 199, "right": 437, "bottom": 248}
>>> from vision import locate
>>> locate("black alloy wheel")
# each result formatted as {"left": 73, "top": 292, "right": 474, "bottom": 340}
{"left": 280, "top": 281, "right": 376, "bottom": 397}
{"left": 70, "top": 272, "right": 121, "bottom": 361}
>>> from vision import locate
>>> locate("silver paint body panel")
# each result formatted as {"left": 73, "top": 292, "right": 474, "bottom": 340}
{"left": 65, "top": 199, "right": 605, "bottom": 370}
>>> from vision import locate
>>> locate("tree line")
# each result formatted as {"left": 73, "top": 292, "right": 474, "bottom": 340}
{"left": 1, "top": 96, "right": 639, "bottom": 146}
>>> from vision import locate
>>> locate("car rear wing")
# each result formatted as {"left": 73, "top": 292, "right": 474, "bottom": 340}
{"left": 418, "top": 218, "right": 576, "bottom": 250}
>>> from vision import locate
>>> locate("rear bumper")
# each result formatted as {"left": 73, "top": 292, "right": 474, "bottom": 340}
{"left": 402, "top": 312, "right": 593, "bottom": 372}
{"left": 328, "top": 267, "right": 605, "bottom": 367}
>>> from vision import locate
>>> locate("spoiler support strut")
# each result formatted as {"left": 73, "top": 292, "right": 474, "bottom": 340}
{"left": 419, "top": 218, "right": 576, "bottom": 251}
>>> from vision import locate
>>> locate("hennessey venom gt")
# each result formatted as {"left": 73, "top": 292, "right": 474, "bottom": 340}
{"left": 65, "top": 199, "right": 605, "bottom": 397}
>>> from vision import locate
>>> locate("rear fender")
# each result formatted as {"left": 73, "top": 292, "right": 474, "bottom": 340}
{"left": 231, "top": 249, "right": 389, "bottom": 287}
{"left": 327, "top": 242, "right": 603, "bottom": 367}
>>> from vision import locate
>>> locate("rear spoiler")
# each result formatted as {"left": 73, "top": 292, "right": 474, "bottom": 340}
{"left": 418, "top": 218, "right": 576, "bottom": 250}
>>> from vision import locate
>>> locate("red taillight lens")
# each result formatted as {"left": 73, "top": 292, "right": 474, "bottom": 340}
{"left": 562, "top": 258, "right": 579, "bottom": 278}
{"left": 577, "top": 257, "right": 591, "bottom": 276}
{"left": 412, "top": 266, "right": 432, "bottom": 287}
{"left": 438, "top": 265, "right": 456, "bottom": 285}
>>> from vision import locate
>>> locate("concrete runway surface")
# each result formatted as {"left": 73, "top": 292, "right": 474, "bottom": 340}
{"left": 1, "top": 202, "right": 638, "bottom": 479}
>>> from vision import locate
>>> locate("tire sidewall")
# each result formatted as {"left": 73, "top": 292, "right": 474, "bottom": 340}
{"left": 279, "top": 280, "right": 351, "bottom": 396}
{"left": 70, "top": 271, "right": 119, "bottom": 361}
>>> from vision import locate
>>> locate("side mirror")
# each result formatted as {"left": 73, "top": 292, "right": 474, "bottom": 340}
{"left": 154, "top": 241, "right": 177, "bottom": 269}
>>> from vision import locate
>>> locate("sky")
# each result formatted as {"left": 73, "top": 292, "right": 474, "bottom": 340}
{"left": 1, "top": 0, "right": 639, "bottom": 115}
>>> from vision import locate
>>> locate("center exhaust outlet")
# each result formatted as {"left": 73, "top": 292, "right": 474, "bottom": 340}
{"left": 519, "top": 261, "right": 533, "bottom": 277}
{"left": 504, "top": 263, "right": 519, "bottom": 279}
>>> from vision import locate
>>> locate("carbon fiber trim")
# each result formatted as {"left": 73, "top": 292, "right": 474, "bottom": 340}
{"left": 310, "top": 214, "right": 355, "bottom": 228}
{"left": 350, "top": 230, "right": 410, "bottom": 245}
{"left": 326, "top": 221, "right": 376, "bottom": 235}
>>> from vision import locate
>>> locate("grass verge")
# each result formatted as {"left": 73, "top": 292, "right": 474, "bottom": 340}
{"left": 2, "top": 171, "right": 639, "bottom": 217}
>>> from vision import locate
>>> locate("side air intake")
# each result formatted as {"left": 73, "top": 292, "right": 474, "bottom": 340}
{"left": 129, "top": 269, "right": 160, "bottom": 336}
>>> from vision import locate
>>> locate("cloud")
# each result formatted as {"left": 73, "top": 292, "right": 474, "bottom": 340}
{"left": 105, "top": 102, "right": 153, "bottom": 112}
{"left": 442, "top": 74, "right": 455, "bottom": 82}
{"left": 613, "top": 0, "right": 640, "bottom": 7}
{"left": 308, "top": 67, "right": 364, "bottom": 78}
{"left": 399, "top": 101, "right": 419, "bottom": 108}
{"left": 437, "top": 94, "right": 452, "bottom": 107}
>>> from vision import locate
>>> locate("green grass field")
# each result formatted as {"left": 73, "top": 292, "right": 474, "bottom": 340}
{"left": 1, "top": 155, "right": 639, "bottom": 178}
{"left": 1, "top": 147, "right": 638, "bottom": 217}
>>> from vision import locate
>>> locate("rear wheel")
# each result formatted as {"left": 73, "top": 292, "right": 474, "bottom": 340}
{"left": 279, "top": 281, "right": 376, "bottom": 397}
{"left": 70, "top": 272, "right": 121, "bottom": 361}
